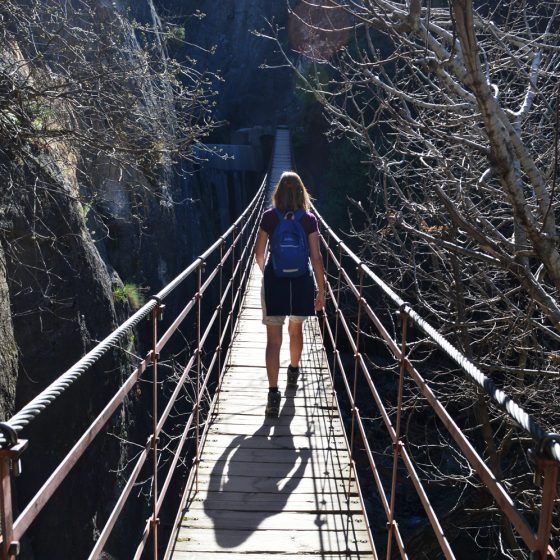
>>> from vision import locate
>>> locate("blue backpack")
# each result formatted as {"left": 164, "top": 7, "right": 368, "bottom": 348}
{"left": 269, "top": 208, "right": 310, "bottom": 278}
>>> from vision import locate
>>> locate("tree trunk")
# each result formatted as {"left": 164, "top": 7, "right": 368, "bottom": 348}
{"left": 0, "top": 243, "right": 17, "bottom": 420}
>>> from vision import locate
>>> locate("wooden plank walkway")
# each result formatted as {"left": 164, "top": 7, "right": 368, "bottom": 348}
{"left": 166, "top": 260, "right": 377, "bottom": 559}
{"left": 268, "top": 126, "right": 292, "bottom": 186}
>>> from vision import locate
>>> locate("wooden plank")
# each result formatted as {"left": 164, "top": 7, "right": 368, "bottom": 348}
{"left": 229, "top": 325, "right": 265, "bottom": 332}
{"left": 181, "top": 510, "right": 367, "bottom": 532}
{"left": 237, "top": 301, "right": 261, "bottom": 309}
{"left": 209, "top": 402, "right": 338, "bottom": 418}
{"left": 198, "top": 459, "right": 350, "bottom": 479}
{"left": 216, "top": 394, "right": 335, "bottom": 408}
{"left": 207, "top": 426, "right": 345, "bottom": 442}
{"left": 218, "top": 379, "right": 333, "bottom": 392}
{"left": 216, "top": 387, "right": 332, "bottom": 398}
{"left": 219, "top": 370, "right": 329, "bottom": 383}
{"left": 227, "top": 332, "right": 325, "bottom": 345}
{"left": 227, "top": 375, "right": 312, "bottom": 387}
{"left": 213, "top": 403, "right": 337, "bottom": 417}
{"left": 168, "top": 553, "right": 370, "bottom": 560}
{"left": 229, "top": 334, "right": 269, "bottom": 344}
{"left": 220, "top": 367, "right": 331, "bottom": 379}
{"left": 201, "top": 433, "right": 348, "bottom": 452}
{"left": 199, "top": 447, "right": 348, "bottom": 465}
{"left": 230, "top": 328, "right": 327, "bottom": 342}
{"left": 217, "top": 388, "right": 334, "bottom": 398}
{"left": 224, "top": 355, "right": 328, "bottom": 367}
{"left": 200, "top": 444, "right": 350, "bottom": 467}
{"left": 207, "top": 411, "right": 341, "bottom": 428}
{"left": 186, "top": 490, "right": 363, "bottom": 514}
{"left": 208, "top": 422, "right": 343, "bottom": 437}
{"left": 216, "top": 382, "right": 335, "bottom": 399}
{"left": 172, "top": 528, "right": 372, "bottom": 554}
{"left": 215, "top": 397, "right": 336, "bottom": 410}
{"left": 192, "top": 473, "right": 356, "bottom": 495}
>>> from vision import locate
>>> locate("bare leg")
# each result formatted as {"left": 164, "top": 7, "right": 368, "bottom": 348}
{"left": 265, "top": 325, "right": 283, "bottom": 387}
{"left": 288, "top": 320, "right": 303, "bottom": 369}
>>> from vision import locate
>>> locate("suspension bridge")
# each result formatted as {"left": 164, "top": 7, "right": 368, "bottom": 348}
{"left": 0, "top": 128, "right": 558, "bottom": 559}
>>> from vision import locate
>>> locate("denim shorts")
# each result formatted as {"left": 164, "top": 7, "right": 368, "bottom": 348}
{"left": 261, "top": 284, "right": 307, "bottom": 326}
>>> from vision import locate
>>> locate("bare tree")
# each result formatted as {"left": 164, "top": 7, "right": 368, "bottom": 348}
{"left": 264, "top": 0, "right": 560, "bottom": 556}
{"left": 1, "top": 0, "right": 217, "bottom": 201}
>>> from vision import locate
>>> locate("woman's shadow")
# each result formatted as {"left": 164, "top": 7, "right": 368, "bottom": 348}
{"left": 203, "top": 390, "right": 311, "bottom": 547}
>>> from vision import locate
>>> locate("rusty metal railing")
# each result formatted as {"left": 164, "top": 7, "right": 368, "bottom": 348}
{"left": 0, "top": 175, "right": 267, "bottom": 559}
{"left": 313, "top": 204, "right": 559, "bottom": 560}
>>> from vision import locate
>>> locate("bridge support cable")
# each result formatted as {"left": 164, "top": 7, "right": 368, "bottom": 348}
{"left": 0, "top": 175, "right": 267, "bottom": 560}
{"left": 313, "top": 204, "right": 559, "bottom": 559}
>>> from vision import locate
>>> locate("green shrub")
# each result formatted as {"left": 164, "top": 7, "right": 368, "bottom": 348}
{"left": 113, "top": 283, "right": 145, "bottom": 310}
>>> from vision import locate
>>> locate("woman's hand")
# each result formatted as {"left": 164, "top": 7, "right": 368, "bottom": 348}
{"left": 309, "top": 232, "right": 326, "bottom": 312}
{"left": 314, "top": 291, "right": 325, "bottom": 311}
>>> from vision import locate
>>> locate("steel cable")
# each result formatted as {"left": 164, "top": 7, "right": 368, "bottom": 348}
{"left": 0, "top": 299, "right": 158, "bottom": 445}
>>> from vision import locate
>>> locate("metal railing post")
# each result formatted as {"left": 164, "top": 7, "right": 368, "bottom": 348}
{"left": 348, "top": 266, "right": 365, "bottom": 498}
{"left": 320, "top": 228, "right": 331, "bottom": 344}
{"left": 213, "top": 240, "right": 225, "bottom": 420}
{"left": 238, "top": 215, "right": 248, "bottom": 307}
{"left": 386, "top": 305, "right": 410, "bottom": 560}
{"left": 230, "top": 225, "right": 238, "bottom": 350}
{"left": 533, "top": 438, "right": 560, "bottom": 559}
{"left": 0, "top": 428, "right": 27, "bottom": 560}
{"left": 331, "top": 242, "right": 344, "bottom": 411}
{"left": 217, "top": 241, "right": 225, "bottom": 381}
{"left": 150, "top": 301, "right": 163, "bottom": 560}
{"left": 0, "top": 453, "right": 12, "bottom": 560}
{"left": 194, "top": 261, "right": 205, "bottom": 493}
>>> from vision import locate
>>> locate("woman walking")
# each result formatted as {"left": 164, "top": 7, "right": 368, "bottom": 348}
{"left": 254, "top": 171, "right": 326, "bottom": 417}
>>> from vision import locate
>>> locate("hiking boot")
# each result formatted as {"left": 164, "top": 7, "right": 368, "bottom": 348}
{"left": 286, "top": 366, "right": 300, "bottom": 389}
{"left": 265, "top": 391, "right": 281, "bottom": 417}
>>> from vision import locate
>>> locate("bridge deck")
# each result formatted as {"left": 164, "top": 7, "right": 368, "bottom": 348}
{"left": 166, "top": 262, "right": 376, "bottom": 559}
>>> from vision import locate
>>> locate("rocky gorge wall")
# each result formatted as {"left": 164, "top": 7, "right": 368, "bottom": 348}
{"left": 156, "top": 0, "right": 300, "bottom": 130}
{"left": 0, "top": 243, "right": 17, "bottom": 420}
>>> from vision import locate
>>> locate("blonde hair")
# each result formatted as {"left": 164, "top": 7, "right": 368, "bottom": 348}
{"left": 272, "top": 171, "right": 311, "bottom": 213}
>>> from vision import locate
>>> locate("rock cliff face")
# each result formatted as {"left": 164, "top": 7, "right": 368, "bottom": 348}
{"left": 3, "top": 151, "right": 130, "bottom": 557}
{"left": 161, "top": 0, "right": 301, "bottom": 129}
{"left": 0, "top": 244, "right": 17, "bottom": 421}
